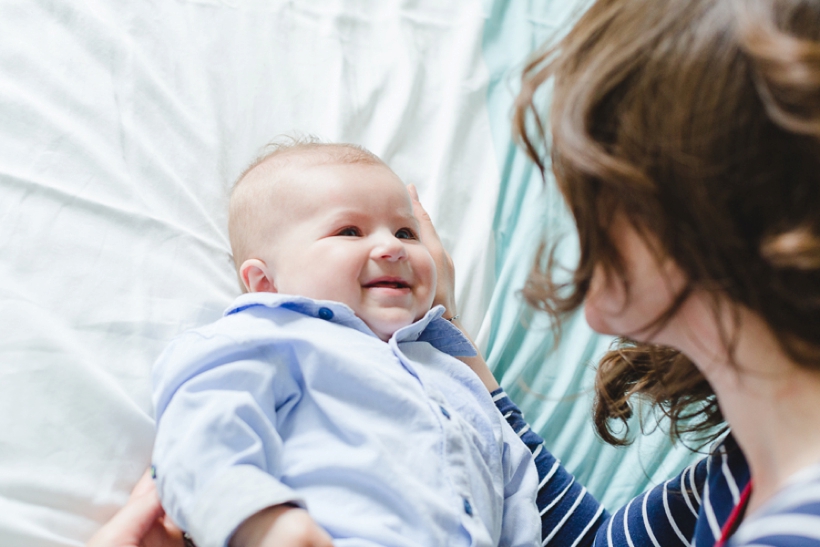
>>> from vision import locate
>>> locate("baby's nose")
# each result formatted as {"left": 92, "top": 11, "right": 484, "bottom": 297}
{"left": 372, "top": 233, "right": 407, "bottom": 261}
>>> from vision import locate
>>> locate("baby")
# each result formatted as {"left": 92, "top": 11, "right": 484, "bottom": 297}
{"left": 151, "top": 141, "right": 540, "bottom": 547}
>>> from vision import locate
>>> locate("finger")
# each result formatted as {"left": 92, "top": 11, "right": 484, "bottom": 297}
{"left": 86, "top": 489, "right": 164, "bottom": 547}
{"left": 407, "top": 184, "right": 431, "bottom": 223}
{"left": 407, "top": 184, "right": 442, "bottom": 247}
{"left": 407, "top": 183, "right": 420, "bottom": 203}
{"left": 129, "top": 469, "right": 156, "bottom": 500}
{"left": 143, "top": 517, "right": 186, "bottom": 547}
{"left": 161, "top": 513, "right": 184, "bottom": 536}
{"left": 117, "top": 490, "right": 165, "bottom": 539}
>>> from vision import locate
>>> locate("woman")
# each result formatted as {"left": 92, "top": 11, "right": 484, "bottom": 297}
{"left": 500, "top": 0, "right": 819, "bottom": 543}
{"left": 94, "top": 0, "right": 820, "bottom": 545}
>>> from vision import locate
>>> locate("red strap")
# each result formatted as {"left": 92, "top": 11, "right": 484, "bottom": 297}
{"left": 715, "top": 480, "right": 753, "bottom": 547}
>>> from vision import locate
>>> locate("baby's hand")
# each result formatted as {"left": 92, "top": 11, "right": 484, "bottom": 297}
{"left": 230, "top": 505, "right": 333, "bottom": 547}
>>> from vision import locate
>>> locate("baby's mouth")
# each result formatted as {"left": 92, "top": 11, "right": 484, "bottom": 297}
{"left": 364, "top": 278, "right": 410, "bottom": 290}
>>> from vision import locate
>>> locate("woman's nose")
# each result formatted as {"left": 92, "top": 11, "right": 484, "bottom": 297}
{"left": 371, "top": 233, "right": 407, "bottom": 261}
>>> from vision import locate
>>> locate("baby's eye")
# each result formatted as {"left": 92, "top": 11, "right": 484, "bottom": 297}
{"left": 395, "top": 228, "right": 418, "bottom": 240}
{"left": 336, "top": 226, "right": 362, "bottom": 237}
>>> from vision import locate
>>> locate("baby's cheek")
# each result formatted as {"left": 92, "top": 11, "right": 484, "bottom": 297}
{"left": 420, "top": 275, "right": 436, "bottom": 310}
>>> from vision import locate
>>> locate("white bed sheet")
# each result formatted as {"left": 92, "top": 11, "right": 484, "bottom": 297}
{"left": 0, "top": 1, "right": 501, "bottom": 545}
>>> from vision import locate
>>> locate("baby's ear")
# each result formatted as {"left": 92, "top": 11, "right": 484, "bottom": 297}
{"left": 240, "top": 259, "right": 277, "bottom": 293}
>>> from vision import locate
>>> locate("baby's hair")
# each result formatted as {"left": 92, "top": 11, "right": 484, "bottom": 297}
{"left": 513, "top": 0, "right": 820, "bottom": 446}
{"left": 232, "top": 135, "right": 386, "bottom": 191}
{"left": 228, "top": 136, "right": 387, "bottom": 271}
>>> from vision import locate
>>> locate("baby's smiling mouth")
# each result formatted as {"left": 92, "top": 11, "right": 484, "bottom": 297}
{"left": 363, "top": 277, "right": 410, "bottom": 290}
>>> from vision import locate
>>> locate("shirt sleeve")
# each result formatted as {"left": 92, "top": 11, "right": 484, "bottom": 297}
{"left": 600, "top": 457, "right": 706, "bottom": 546}
{"left": 493, "top": 388, "right": 607, "bottom": 546}
{"left": 497, "top": 407, "right": 543, "bottom": 546}
{"left": 152, "top": 331, "right": 305, "bottom": 547}
{"left": 493, "top": 388, "right": 708, "bottom": 547}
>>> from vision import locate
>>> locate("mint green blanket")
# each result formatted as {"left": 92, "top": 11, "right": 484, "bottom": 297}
{"left": 481, "top": 0, "right": 701, "bottom": 510}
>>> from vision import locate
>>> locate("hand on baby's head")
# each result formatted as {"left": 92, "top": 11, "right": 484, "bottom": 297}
{"left": 407, "top": 184, "right": 456, "bottom": 319}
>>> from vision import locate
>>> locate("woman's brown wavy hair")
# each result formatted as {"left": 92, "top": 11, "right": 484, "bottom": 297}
{"left": 513, "top": 0, "right": 820, "bottom": 446}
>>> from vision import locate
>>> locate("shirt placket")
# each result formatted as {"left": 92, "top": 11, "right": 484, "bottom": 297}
{"left": 390, "top": 340, "right": 482, "bottom": 547}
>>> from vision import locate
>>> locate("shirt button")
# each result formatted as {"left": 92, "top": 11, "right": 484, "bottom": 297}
{"left": 318, "top": 307, "right": 334, "bottom": 320}
{"left": 463, "top": 498, "right": 473, "bottom": 516}
{"left": 439, "top": 405, "right": 451, "bottom": 419}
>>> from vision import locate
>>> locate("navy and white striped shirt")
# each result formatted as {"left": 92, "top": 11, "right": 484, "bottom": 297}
{"left": 494, "top": 389, "right": 820, "bottom": 546}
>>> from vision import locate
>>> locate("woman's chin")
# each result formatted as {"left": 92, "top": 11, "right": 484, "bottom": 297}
{"left": 584, "top": 303, "right": 617, "bottom": 336}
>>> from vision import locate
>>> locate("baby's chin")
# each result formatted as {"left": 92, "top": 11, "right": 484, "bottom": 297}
{"left": 363, "top": 314, "right": 419, "bottom": 342}
{"left": 370, "top": 323, "right": 410, "bottom": 342}
{"left": 356, "top": 301, "right": 437, "bottom": 341}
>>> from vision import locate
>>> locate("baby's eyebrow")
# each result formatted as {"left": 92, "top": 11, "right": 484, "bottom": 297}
{"left": 322, "top": 208, "right": 418, "bottom": 227}
{"left": 323, "top": 209, "right": 365, "bottom": 222}
{"left": 395, "top": 210, "right": 419, "bottom": 224}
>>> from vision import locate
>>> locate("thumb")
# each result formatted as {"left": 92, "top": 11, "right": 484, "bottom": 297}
{"left": 86, "top": 489, "right": 164, "bottom": 547}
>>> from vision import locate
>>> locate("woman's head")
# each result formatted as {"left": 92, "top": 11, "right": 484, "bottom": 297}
{"left": 514, "top": 0, "right": 820, "bottom": 444}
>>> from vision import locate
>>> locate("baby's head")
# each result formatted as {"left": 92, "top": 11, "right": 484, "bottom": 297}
{"left": 229, "top": 141, "right": 436, "bottom": 341}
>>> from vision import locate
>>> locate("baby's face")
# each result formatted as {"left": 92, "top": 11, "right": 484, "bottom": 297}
{"left": 243, "top": 161, "right": 436, "bottom": 341}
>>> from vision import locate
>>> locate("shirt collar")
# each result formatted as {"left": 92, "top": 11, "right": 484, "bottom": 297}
{"left": 225, "top": 293, "right": 476, "bottom": 357}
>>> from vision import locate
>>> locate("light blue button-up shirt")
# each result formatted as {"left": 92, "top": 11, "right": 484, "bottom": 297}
{"left": 152, "top": 293, "right": 539, "bottom": 547}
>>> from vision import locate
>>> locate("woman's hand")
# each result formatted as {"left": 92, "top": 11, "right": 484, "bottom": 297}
{"left": 86, "top": 471, "right": 184, "bottom": 547}
{"left": 407, "top": 184, "right": 457, "bottom": 319}
{"left": 408, "top": 184, "right": 499, "bottom": 391}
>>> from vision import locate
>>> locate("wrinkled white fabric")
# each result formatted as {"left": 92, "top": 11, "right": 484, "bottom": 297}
{"left": 0, "top": 1, "right": 499, "bottom": 545}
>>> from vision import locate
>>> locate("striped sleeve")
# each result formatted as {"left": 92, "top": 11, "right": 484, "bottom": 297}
{"left": 599, "top": 458, "right": 707, "bottom": 547}
{"left": 493, "top": 388, "right": 607, "bottom": 546}
{"left": 493, "top": 388, "right": 709, "bottom": 547}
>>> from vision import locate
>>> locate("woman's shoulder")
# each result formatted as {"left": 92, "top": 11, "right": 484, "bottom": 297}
{"left": 730, "top": 462, "right": 820, "bottom": 546}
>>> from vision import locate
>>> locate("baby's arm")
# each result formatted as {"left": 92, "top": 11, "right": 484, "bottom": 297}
{"left": 152, "top": 332, "right": 327, "bottom": 547}
{"left": 230, "top": 505, "right": 331, "bottom": 547}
